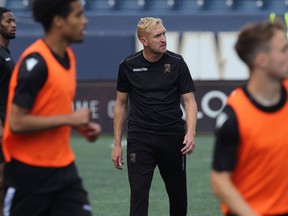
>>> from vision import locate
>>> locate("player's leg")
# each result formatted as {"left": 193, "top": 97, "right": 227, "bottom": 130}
{"left": 127, "top": 132, "right": 157, "bottom": 216}
{"left": 49, "top": 177, "right": 92, "bottom": 216}
{"left": 157, "top": 134, "right": 187, "bottom": 216}
{"left": 3, "top": 187, "right": 51, "bottom": 216}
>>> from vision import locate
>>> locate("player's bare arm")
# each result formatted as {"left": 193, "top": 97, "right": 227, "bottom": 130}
{"left": 112, "top": 91, "right": 128, "bottom": 169}
{"left": 211, "top": 170, "right": 260, "bottom": 216}
{"left": 181, "top": 92, "right": 197, "bottom": 155}
{"left": 9, "top": 104, "right": 92, "bottom": 134}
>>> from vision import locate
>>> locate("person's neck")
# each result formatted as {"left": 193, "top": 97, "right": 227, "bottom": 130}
{"left": 43, "top": 34, "right": 68, "bottom": 58}
{"left": 247, "top": 71, "right": 282, "bottom": 106}
{"left": 142, "top": 49, "right": 163, "bottom": 62}
{"left": 0, "top": 36, "right": 9, "bottom": 49}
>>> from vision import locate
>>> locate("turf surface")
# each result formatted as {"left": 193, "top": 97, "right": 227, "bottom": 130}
{"left": 71, "top": 135, "right": 222, "bottom": 216}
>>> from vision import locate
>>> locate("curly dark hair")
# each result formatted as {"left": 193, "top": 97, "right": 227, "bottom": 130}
{"left": 0, "top": 7, "right": 11, "bottom": 21}
{"left": 32, "top": 0, "right": 78, "bottom": 32}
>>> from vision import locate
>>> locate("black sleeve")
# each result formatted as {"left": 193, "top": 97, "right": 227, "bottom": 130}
{"left": 116, "top": 61, "right": 130, "bottom": 93}
{"left": 0, "top": 57, "right": 6, "bottom": 83}
{"left": 179, "top": 57, "right": 195, "bottom": 94}
{"left": 212, "top": 105, "right": 240, "bottom": 171}
{"left": 13, "top": 53, "right": 48, "bottom": 109}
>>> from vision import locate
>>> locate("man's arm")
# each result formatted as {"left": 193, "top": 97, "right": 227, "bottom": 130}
{"left": 181, "top": 92, "right": 197, "bottom": 155}
{"left": 9, "top": 104, "right": 92, "bottom": 134}
{"left": 112, "top": 91, "right": 128, "bottom": 169}
{"left": 211, "top": 171, "right": 260, "bottom": 216}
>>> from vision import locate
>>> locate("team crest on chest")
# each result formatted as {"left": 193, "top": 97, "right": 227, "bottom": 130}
{"left": 164, "top": 64, "right": 171, "bottom": 73}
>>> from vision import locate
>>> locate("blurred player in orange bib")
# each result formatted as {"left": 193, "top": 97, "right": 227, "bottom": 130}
{"left": 211, "top": 20, "right": 288, "bottom": 216}
{"left": 2, "top": 0, "right": 101, "bottom": 215}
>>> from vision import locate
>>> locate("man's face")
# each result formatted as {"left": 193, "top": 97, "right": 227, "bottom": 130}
{"left": 0, "top": 11, "right": 16, "bottom": 40}
{"left": 265, "top": 30, "right": 288, "bottom": 80}
{"left": 62, "top": 0, "right": 88, "bottom": 43}
{"left": 144, "top": 23, "right": 167, "bottom": 55}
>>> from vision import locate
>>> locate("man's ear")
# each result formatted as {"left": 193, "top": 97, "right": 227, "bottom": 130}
{"left": 139, "top": 37, "right": 148, "bottom": 47}
{"left": 52, "top": 15, "right": 65, "bottom": 29}
{"left": 254, "top": 52, "right": 268, "bottom": 70}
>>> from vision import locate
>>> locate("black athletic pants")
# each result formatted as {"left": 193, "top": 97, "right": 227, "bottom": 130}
{"left": 3, "top": 178, "right": 92, "bottom": 216}
{"left": 127, "top": 131, "right": 187, "bottom": 216}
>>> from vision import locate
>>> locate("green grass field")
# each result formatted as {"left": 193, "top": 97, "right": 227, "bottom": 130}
{"left": 71, "top": 135, "right": 222, "bottom": 216}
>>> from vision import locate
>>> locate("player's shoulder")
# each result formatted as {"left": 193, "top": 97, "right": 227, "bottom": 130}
{"left": 215, "top": 105, "right": 237, "bottom": 132}
{"left": 164, "top": 50, "right": 183, "bottom": 61}
{"left": 23, "top": 52, "right": 44, "bottom": 60}
{"left": 19, "top": 52, "right": 47, "bottom": 74}
{"left": 226, "top": 86, "right": 247, "bottom": 104}
{"left": 121, "top": 51, "right": 142, "bottom": 64}
{"left": 0, "top": 46, "right": 11, "bottom": 59}
{"left": 22, "top": 52, "right": 46, "bottom": 65}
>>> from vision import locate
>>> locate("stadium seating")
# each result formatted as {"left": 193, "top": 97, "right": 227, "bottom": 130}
{"left": 0, "top": 0, "right": 6, "bottom": 7}
{"left": 84, "top": 0, "right": 288, "bottom": 15}
{"left": 2, "top": 0, "right": 288, "bottom": 15}
{"left": 5, "top": 0, "right": 31, "bottom": 12}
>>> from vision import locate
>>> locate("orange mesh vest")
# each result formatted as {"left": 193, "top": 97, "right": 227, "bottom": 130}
{"left": 221, "top": 84, "right": 288, "bottom": 215}
{"left": 3, "top": 39, "right": 76, "bottom": 167}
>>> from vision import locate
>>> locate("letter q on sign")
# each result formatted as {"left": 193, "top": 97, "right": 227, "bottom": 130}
{"left": 201, "top": 90, "right": 227, "bottom": 118}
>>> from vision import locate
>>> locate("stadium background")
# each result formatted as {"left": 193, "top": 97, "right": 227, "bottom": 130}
{"left": 3, "top": 0, "right": 288, "bottom": 134}
{"left": 1, "top": 1, "right": 288, "bottom": 215}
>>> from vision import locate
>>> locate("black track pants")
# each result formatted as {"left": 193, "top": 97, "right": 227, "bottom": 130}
{"left": 127, "top": 131, "right": 187, "bottom": 216}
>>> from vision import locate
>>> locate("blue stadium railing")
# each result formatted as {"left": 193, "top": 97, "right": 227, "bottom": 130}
{"left": 4, "top": 0, "right": 288, "bottom": 15}
{"left": 5, "top": 0, "right": 288, "bottom": 81}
